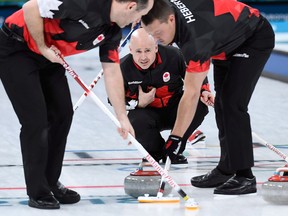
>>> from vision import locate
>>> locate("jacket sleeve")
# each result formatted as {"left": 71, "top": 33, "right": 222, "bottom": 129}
{"left": 121, "top": 60, "right": 139, "bottom": 110}
{"left": 176, "top": 48, "right": 187, "bottom": 79}
{"left": 175, "top": 47, "right": 210, "bottom": 93}
{"left": 201, "top": 77, "right": 211, "bottom": 93}
{"left": 181, "top": 41, "right": 211, "bottom": 73}
{"left": 123, "top": 78, "right": 139, "bottom": 110}
{"left": 107, "top": 86, "right": 138, "bottom": 110}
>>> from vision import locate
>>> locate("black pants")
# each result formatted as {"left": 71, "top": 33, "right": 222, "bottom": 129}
{"left": 213, "top": 17, "right": 275, "bottom": 172}
{"left": 128, "top": 100, "right": 208, "bottom": 159}
{"left": 0, "top": 30, "right": 73, "bottom": 198}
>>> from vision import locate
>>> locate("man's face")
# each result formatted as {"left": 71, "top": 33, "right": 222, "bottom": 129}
{"left": 142, "top": 15, "right": 176, "bottom": 45}
{"left": 117, "top": 0, "right": 154, "bottom": 28}
{"left": 130, "top": 37, "right": 158, "bottom": 70}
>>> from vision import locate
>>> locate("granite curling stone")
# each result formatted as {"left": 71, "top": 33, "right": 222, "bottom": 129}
{"left": 262, "top": 166, "right": 288, "bottom": 205}
{"left": 124, "top": 169, "right": 172, "bottom": 198}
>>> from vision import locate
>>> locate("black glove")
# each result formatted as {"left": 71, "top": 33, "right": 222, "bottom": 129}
{"left": 164, "top": 135, "right": 182, "bottom": 161}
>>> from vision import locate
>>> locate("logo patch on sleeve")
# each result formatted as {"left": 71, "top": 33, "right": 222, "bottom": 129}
{"left": 93, "top": 34, "right": 105, "bottom": 45}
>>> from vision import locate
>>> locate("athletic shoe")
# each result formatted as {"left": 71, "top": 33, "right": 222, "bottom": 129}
{"left": 170, "top": 154, "right": 188, "bottom": 168}
{"left": 51, "top": 181, "right": 80, "bottom": 204}
{"left": 214, "top": 176, "right": 257, "bottom": 195}
{"left": 187, "top": 130, "right": 206, "bottom": 145}
{"left": 191, "top": 168, "right": 234, "bottom": 188}
{"left": 28, "top": 193, "right": 60, "bottom": 209}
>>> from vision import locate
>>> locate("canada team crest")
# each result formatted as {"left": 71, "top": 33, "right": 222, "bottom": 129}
{"left": 163, "top": 72, "right": 170, "bottom": 82}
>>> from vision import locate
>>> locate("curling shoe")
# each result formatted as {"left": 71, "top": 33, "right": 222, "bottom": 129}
{"left": 28, "top": 193, "right": 60, "bottom": 209}
{"left": 191, "top": 168, "right": 234, "bottom": 188}
{"left": 171, "top": 154, "right": 188, "bottom": 168}
{"left": 51, "top": 181, "right": 80, "bottom": 204}
{"left": 162, "top": 154, "right": 188, "bottom": 168}
{"left": 187, "top": 130, "right": 206, "bottom": 145}
{"left": 214, "top": 176, "right": 257, "bottom": 195}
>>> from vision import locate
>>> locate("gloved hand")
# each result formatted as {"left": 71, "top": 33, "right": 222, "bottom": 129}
{"left": 164, "top": 135, "right": 182, "bottom": 161}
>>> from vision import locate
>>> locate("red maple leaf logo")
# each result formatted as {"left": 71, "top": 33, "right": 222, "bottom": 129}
{"left": 213, "top": 0, "right": 258, "bottom": 22}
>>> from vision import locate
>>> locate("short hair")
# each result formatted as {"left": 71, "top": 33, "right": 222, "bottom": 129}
{"left": 116, "top": 0, "right": 150, "bottom": 11}
{"left": 141, "top": 0, "right": 174, "bottom": 25}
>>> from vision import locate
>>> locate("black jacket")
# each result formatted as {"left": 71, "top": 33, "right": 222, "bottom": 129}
{"left": 120, "top": 45, "right": 209, "bottom": 110}
{"left": 5, "top": 0, "right": 121, "bottom": 62}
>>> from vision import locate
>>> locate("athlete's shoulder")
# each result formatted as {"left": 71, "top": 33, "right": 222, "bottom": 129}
{"left": 38, "top": 0, "right": 112, "bottom": 22}
{"left": 120, "top": 54, "right": 134, "bottom": 72}
{"left": 159, "top": 45, "right": 184, "bottom": 60}
{"left": 162, "top": 44, "right": 181, "bottom": 52}
{"left": 120, "top": 53, "right": 133, "bottom": 65}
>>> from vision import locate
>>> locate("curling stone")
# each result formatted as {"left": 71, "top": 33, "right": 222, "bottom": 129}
{"left": 262, "top": 166, "right": 288, "bottom": 205}
{"left": 124, "top": 169, "right": 172, "bottom": 198}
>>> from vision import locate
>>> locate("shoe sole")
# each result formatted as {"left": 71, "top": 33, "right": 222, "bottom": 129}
{"left": 28, "top": 201, "right": 60, "bottom": 209}
{"left": 213, "top": 192, "right": 257, "bottom": 199}
{"left": 171, "top": 164, "right": 188, "bottom": 168}
{"left": 189, "top": 136, "right": 206, "bottom": 145}
{"left": 213, "top": 189, "right": 257, "bottom": 196}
